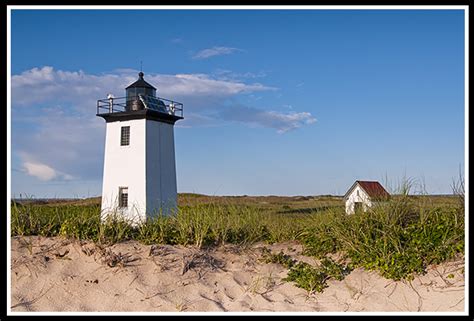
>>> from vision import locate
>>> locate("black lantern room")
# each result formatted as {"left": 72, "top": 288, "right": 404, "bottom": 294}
{"left": 97, "top": 71, "right": 183, "bottom": 124}
{"left": 126, "top": 72, "right": 157, "bottom": 111}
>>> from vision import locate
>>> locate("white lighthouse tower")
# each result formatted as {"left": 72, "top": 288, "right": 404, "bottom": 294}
{"left": 97, "top": 72, "right": 183, "bottom": 223}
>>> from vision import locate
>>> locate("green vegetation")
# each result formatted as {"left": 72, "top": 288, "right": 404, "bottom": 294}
{"left": 11, "top": 201, "right": 323, "bottom": 246}
{"left": 283, "top": 258, "right": 352, "bottom": 293}
{"left": 260, "top": 248, "right": 351, "bottom": 293}
{"left": 298, "top": 194, "right": 464, "bottom": 281}
{"left": 284, "top": 262, "right": 329, "bottom": 293}
{"left": 11, "top": 188, "right": 464, "bottom": 284}
{"left": 261, "top": 248, "right": 296, "bottom": 268}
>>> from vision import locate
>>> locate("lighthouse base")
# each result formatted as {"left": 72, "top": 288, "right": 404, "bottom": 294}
{"left": 100, "top": 118, "right": 178, "bottom": 225}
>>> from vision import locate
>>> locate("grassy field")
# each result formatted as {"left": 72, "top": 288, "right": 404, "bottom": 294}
{"left": 11, "top": 194, "right": 345, "bottom": 245}
{"left": 11, "top": 192, "right": 464, "bottom": 286}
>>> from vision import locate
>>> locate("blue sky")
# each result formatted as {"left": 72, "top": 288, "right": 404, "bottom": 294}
{"left": 10, "top": 8, "right": 465, "bottom": 197}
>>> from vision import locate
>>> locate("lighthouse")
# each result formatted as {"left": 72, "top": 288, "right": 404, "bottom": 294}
{"left": 97, "top": 72, "right": 183, "bottom": 223}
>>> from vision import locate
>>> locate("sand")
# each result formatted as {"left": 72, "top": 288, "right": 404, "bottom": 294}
{"left": 10, "top": 236, "right": 465, "bottom": 313}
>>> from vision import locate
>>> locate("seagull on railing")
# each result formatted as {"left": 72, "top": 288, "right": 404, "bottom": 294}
{"left": 107, "top": 93, "right": 115, "bottom": 112}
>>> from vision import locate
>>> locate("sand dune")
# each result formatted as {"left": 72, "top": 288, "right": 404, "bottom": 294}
{"left": 10, "top": 236, "right": 465, "bottom": 313}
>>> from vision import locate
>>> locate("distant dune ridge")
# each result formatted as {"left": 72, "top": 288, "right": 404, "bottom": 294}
{"left": 10, "top": 193, "right": 457, "bottom": 207}
{"left": 11, "top": 236, "right": 464, "bottom": 312}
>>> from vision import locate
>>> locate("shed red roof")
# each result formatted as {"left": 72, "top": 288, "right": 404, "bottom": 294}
{"left": 344, "top": 181, "right": 390, "bottom": 200}
{"left": 356, "top": 181, "right": 390, "bottom": 200}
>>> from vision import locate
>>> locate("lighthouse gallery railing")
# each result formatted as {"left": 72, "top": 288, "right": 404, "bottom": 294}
{"left": 97, "top": 95, "right": 183, "bottom": 118}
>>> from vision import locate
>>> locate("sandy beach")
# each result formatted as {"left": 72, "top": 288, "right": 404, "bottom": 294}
{"left": 10, "top": 236, "right": 465, "bottom": 313}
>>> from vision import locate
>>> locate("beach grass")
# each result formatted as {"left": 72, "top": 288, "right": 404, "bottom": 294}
{"left": 11, "top": 190, "right": 464, "bottom": 282}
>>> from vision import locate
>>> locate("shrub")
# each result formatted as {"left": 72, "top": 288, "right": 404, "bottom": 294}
{"left": 308, "top": 196, "right": 465, "bottom": 281}
{"left": 260, "top": 248, "right": 296, "bottom": 268}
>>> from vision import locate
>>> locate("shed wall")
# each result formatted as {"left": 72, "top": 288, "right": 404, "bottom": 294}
{"left": 345, "top": 185, "right": 373, "bottom": 215}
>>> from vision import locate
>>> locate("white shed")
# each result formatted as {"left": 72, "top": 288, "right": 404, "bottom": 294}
{"left": 343, "top": 181, "right": 390, "bottom": 215}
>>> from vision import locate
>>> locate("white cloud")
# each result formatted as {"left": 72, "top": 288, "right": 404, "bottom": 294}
{"left": 13, "top": 105, "right": 104, "bottom": 183}
{"left": 11, "top": 67, "right": 132, "bottom": 107}
{"left": 22, "top": 160, "right": 73, "bottom": 181}
{"left": 23, "top": 161, "right": 57, "bottom": 181}
{"left": 220, "top": 105, "right": 317, "bottom": 133}
{"left": 268, "top": 111, "right": 317, "bottom": 133}
{"left": 213, "top": 69, "right": 268, "bottom": 81}
{"left": 11, "top": 66, "right": 316, "bottom": 187}
{"left": 192, "top": 46, "right": 242, "bottom": 59}
{"left": 11, "top": 67, "right": 273, "bottom": 110}
{"left": 159, "top": 73, "right": 272, "bottom": 97}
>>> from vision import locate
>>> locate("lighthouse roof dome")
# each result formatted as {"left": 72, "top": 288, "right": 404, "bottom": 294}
{"left": 126, "top": 72, "right": 157, "bottom": 90}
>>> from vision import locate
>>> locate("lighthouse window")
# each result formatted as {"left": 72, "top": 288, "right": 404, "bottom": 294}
{"left": 119, "top": 187, "right": 128, "bottom": 208}
{"left": 121, "top": 126, "right": 130, "bottom": 146}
